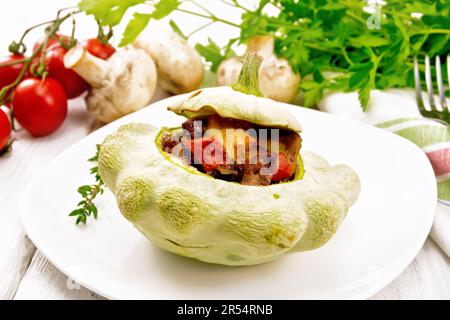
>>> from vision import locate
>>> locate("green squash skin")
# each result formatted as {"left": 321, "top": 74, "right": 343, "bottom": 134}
{"left": 169, "top": 87, "right": 303, "bottom": 133}
{"left": 99, "top": 123, "right": 361, "bottom": 266}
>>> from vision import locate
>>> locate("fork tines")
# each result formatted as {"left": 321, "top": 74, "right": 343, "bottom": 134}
{"left": 414, "top": 55, "right": 450, "bottom": 125}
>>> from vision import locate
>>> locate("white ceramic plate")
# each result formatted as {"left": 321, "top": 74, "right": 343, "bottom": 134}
{"left": 19, "top": 96, "right": 437, "bottom": 299}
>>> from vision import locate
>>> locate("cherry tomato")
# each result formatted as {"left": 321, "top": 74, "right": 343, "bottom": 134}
{"left": 83, "top": 38, "right": 116, "bottom": 60}
{"left": 271, "top": 152, "right": 295, "bottom": 182}
{"left": 0, "top": 109, "right": 11, "bottom": 150}
{"left": 0, "top": 54, "right": 25, "bottom": 99}
{"left": 13, "top": 78, "right": 67, "bottom": 137}
{"left": 45, "top": 45, "right": 89, "bottom": 99}
{"left": 33, "top": 34, "right": 71, "bottom": 57}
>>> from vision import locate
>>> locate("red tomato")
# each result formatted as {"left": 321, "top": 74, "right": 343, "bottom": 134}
{"left": 0, "top": 54, "right": 25, "bottom": 99}
{"left": 45, "top": 45, "right": 89, "bottom": 99}
{"left": 33, "top": 34, "right": 71, "bottom": 57}
{"left": 83, "top": 38, "right": 116, "bottom": 60}
{"left": 0, "top": 109, "right": 11, "bottom": 150}
{"left": 13, "top": 78, "right": 67, "bottom": 137}
{"left": 271, "top": 152, "right": 295, "bottom": 182}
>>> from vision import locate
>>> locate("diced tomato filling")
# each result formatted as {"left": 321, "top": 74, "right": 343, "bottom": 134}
{"left": 185, "top": 137, "right": 296, "bottom": 181}
{"left": 184, "top": 137, "right": 226, "bottom": 172}
{"left": 271, "top": 152, "right": 296, "bottom": 182}
{"left": 163, "top": 115, "right": 301, "bottom": 186}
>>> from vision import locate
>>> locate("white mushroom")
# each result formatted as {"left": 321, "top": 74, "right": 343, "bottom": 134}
{"left": 64, "top": 46, "right": 157, "bottom": 123}
{"left": 216, "top": 57, "right": 242, "bottom": 88}
{"left": 134, "top": 27, "right": 204, "bottom": 94}
{"left": 217, "top": 36, "right": 300, "bottom": 103}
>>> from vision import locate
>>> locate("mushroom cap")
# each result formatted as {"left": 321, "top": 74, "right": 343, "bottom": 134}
{"left": 134, "top": 27, "right": 204, "bottom": 94}
{"left": 82, "top": 47, "right": 157, "bottom": 123}
{"left": 168, "top": 86, "right": 302, "bottom": 132}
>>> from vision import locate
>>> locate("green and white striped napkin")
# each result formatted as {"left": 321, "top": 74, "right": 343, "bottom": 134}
{"left": 319, "top": 89, "right": 450, "bottom": 256}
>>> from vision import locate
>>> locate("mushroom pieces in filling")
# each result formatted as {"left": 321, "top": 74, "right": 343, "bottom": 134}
{"left": 161, "top": 115, "right": 302, "bottom": 186}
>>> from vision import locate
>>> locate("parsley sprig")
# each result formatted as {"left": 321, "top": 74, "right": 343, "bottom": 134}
{"left": 69, "top": 146, "right": 105, "bottom": 225}
{"left": 79, "top": 0, "right": 450, "bottom": 109}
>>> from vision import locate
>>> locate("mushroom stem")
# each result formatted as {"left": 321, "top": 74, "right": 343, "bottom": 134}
{"left": 64, "top": 45, "right": 109, "bottom": 88}
{"left": 231, "top": 54, "right": 263, "bottom": 97}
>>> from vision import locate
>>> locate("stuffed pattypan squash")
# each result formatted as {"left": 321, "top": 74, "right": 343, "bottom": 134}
{"left": 98, "top": 55, "right": 361, "bottom": 266}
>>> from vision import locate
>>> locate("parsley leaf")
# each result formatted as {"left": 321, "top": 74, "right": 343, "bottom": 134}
{"left": 169, "top": 19, "right": 187, "bottom": 39}
{"left": 195, "top": 38, "right": 237, "bottom": 72}
{"left": 118, "top": 0, "right": 180, "bottom": 46}
{"left": 69, "top": 146, "right": 105, "bottom": 226}
{"left": 78, "top": 0, "right": 450, "bottom": 110}
{"left": 300, "top": 80, "right": 325, "bottom": 108}
{"left": 151, "top": 0, "right": 180, "bottom": 20}
{"left": 348, "top": 35, "right": 391, "bottom": 48}
{"left": 195, "top": 39, "right": 223, "bottom": 73}
{"left": 119, "top": 13, "right": 151, "bottom": 46}
{"left": 78, "top": 0, "right": 146, "bottom": 26}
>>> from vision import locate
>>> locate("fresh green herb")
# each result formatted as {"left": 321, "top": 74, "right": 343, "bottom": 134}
{"left": 169, "top": 19, "right": 187, "bottom": 39}
{"left": 119, "top": 0, "right": 180, "bottom": 46}
{"left": 151, "top": 0, "right": 180, "bottom": 19}
{"left": 79, "top": 0, "right": 450, "bottom": 109}
{"left": 69, "top": 146, "right": 105, "bottom": 225}
{"left": 119, "top": 13, "right": 152, "bottom": 46}
{"left": 195, "top": 38, "right": 237, "bottom": 72}
{"left": 78, "top": 0, "right": 147, "bottom": 27}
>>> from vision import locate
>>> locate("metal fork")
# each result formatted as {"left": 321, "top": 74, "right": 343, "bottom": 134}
{"left": 414, "top": 55, "right": 450, "bottom": 125}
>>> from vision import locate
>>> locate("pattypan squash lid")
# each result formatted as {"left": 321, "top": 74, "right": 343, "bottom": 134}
{"left": 168, "top": 54, "right": 302, "bottom": 133}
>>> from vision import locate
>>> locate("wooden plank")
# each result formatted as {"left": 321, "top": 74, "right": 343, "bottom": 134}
{"left": 0, "top": 0, "right": 97, "bottom": 299}
{"left": 14, "top": 237, "right": 450, "bottom": 299}
{"left": 11, "top": 90, "right": 170, "bottom": 300}
{"left": 0, "top": 100, "right": 95, "bottom": 299}
{"left": 372, "top": 238, "right": 450, "bottom": 299}
{"left": 14, "top": 250, "right": 103, "bottom": 300}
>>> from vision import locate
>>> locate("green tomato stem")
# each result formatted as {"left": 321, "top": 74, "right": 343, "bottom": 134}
{"left": 1, "top": 10, "right": 79, "bottom": 104}
{"left": 11, "top": 20, "right": 56, "bottom": 54}
{"left": 56, "top": 6, "right": 78, "bottom": 18}
{"left": 70, "top": 14, "right": 77, "bottom": 46}
{"left": 36, "top": 11, "right": 78, "bottom": 76}
{"left": 0, "top": 50, "right": 37, "bottom": 102}
{"left": 0, "top": 58, "right": 28, "bottom": 68}
{"left": 95, "top": 19, "right": 114, "bottom": 44}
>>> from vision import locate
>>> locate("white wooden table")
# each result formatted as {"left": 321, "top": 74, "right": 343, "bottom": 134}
{"left": 1, "top": 0, "right": 450, "bottom": 300}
